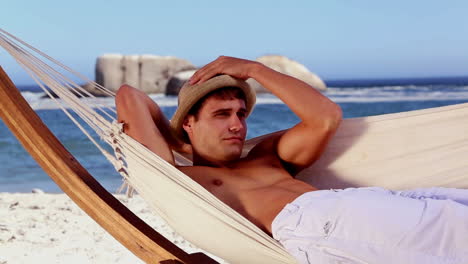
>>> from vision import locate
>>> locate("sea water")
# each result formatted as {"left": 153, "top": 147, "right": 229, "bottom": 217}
{"left": 1, "top": 80, "right": 468, "bottom": 193}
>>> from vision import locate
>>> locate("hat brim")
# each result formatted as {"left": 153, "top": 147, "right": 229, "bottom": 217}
{"left": 170, "top": 75, "right": 256, "bottom": 143}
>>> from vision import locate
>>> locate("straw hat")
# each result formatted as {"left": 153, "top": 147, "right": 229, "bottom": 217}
{"left": 170, "top": 74, "right": 256, "bottom": 143}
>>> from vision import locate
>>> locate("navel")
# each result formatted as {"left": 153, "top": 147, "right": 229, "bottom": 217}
{"left": 212, "top": 179, "right": 223, "bottom": 186}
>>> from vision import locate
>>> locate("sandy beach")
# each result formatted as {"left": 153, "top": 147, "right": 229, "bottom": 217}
{"left": 0, "top": 191, "right": 223, "bottom": 264}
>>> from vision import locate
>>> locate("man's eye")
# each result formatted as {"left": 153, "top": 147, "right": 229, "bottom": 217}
{"left": 215, "top": 112, "right": 229, "bottom": 116}
{"left": 237, "top": 112, "right": 246, "bottom": 118}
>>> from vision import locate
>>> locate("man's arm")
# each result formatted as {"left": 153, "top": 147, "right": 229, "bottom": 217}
{"left": 251, "top": 60, "right": 342, "bottom": 172}
{"left": 190, "top": 56, "right": 342, "bottom": 172}
{"left": 115, "top": 85, "right": 190, "bottom": 166}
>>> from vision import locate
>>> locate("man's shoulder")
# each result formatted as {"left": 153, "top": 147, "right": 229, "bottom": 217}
{"left": 245, "top": 130, "right": 305, "bottom": 176}
{"left": 246, "top": 131, "right": 284, "bottom": 159}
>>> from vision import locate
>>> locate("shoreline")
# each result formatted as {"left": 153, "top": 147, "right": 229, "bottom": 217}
{"left": 0, "top": 192, "right": 224, "bottom": 263}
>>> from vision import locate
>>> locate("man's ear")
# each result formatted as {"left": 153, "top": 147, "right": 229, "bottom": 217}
{"left": 182, "top": 116, "right": 193, "bottom": 134}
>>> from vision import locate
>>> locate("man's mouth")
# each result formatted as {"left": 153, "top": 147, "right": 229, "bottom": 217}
{"left": 224, "top": 137, "right": 243, "bottom": 143}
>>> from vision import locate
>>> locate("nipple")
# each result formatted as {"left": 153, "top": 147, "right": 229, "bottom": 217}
{"left": 212, "top": 179, "right": 223, "bottom": 186}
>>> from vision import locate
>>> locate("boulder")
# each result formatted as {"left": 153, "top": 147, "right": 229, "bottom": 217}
{"left": 95, "top": 54, "right": 123, "bottom": 92}
{"left": 80, "top": 82, "right": 110, "bottom": 97}
{"left": 140, "top": 55, "right": 196, "bottom": 93}
{"left": 122, "top": 55, "right": 140, "bottom": 88}
{"left": 89, "top": 54, "right": 324, "bottom": 96}
{"left": 247, "top": 55, "right": 327, "bottom": 92}
{"left": 166, "top": 70, "right": 197, "bottom": 95}
{"left": 41, "top": 83, "right": 104, "bottom": 98}
{"left": 90, "top": 54, "right": 196, "bottom": 96}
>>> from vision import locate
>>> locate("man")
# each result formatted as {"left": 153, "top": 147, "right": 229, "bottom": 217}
{"left": 116, "top": 56, "right": 468, "bottom": 263}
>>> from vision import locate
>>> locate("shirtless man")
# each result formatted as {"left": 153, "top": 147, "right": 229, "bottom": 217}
{"left": 116, "top": 56, "right": 341, "bottom": 232}
{"left": 116, "top": 56, "right": 468, "bottom": 263}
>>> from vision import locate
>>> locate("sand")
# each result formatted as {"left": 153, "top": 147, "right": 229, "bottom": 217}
{"left": 0, "top": 191, "right": 224, "bottom": 263}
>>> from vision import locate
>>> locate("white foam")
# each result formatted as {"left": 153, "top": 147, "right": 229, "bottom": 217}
{"left": 21, "top": 91, "right": 46, "bottom": 102}
{"left": 324, "top": 86, "right": 468, "bottom": 103}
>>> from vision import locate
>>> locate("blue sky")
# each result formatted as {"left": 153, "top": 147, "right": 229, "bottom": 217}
{"left": 1, "top": 0, "right": 467, "bottom": 85}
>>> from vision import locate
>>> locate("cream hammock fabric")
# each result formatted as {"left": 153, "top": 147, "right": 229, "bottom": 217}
{"left": 1, "top": 29, "right": 468, "bottom": 264}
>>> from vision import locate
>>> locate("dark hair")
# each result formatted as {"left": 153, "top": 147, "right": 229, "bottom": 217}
{"left": 182, "top": 86, "right": 246, "bottom": 142}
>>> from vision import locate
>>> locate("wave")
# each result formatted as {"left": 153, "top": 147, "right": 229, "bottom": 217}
{"left": 21, "top": 91, "right": 46, "bottom": 101}
{"left": 324, "top": 85, "right": 468, "bottom": 103}
{"left": 20, "top": 85, "right": 468, "bottom": 110}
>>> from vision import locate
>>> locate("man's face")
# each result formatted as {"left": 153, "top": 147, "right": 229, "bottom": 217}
{"left": 184, "top": 96, "right": 247, "bottom": 164}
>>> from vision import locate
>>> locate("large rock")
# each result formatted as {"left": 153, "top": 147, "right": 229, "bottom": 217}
{"left": 122, "top": 55, "right": 140, "bottom": 88}
{"left": 91, "top": 54, "right": 324, "bottom": 96}
{"left": 247, "top": 55, "right": 327, "bottom": 92}
{"left": 92, "top": 54, "right": 195, "bottom": 95}
{"left": 166, "top": 70, "right": 197, "bottom": 95}
{"left": 140, "top": 55, "right": 196, "bottom": 93}
{"left": 80, "top": 82, "right": 112, "bottom": 97}
{"left": 95, "top": 54, "right": 123, "bottom": 92}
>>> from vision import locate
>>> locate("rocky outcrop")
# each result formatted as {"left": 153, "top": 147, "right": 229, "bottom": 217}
{"left": 248, "top": 55, "right": 327, "bottom": 92}
{"left": 140, "top": 55, "right": 195, "bottom": 93}
{"left": 91, "top": 54, "right": 325, "bottom": 96}
{"left": 122, "top": 55, "right": 140, "bottom": 88}
{"left": 95, "top": 54, "right": 124, "bottom": 93}
{"left": 93, "top": 54, "right": 195, "bottom": 95}
{"left": 165, "top": 56, "right": 326, "bottom": 95}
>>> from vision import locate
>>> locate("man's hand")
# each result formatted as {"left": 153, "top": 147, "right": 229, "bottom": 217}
{"left": 189, "top": 56, "right": 260, "bottom": 85}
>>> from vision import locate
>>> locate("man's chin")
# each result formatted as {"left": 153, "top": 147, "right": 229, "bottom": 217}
{"left": 223, "top": 148, "right": 243, "bottom": 161}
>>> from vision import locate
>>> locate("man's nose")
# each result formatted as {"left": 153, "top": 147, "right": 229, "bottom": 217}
{"left": 229, "top": 115, "right": 244, "bottom": 132}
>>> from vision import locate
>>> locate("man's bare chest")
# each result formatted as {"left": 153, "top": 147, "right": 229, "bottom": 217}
{"left": 179, "top": 156, "right": 290, "bottom": 193}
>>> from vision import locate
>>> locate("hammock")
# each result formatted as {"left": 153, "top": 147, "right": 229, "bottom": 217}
{"left": 1, "top": 29, "right": 467, "bottom": 264}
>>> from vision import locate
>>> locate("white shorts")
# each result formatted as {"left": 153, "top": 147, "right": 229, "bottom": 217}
{"left": 272, "top": 187, "right": 468, "bottom": 264}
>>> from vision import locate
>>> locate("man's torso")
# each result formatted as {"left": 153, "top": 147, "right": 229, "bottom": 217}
{"left": 178, "top": 135, "right": 317, "bottom": 234}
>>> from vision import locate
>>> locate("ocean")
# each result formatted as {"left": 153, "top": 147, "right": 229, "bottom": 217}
{"left": 2, "top": 78, "right": 468, "bottom": 193}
